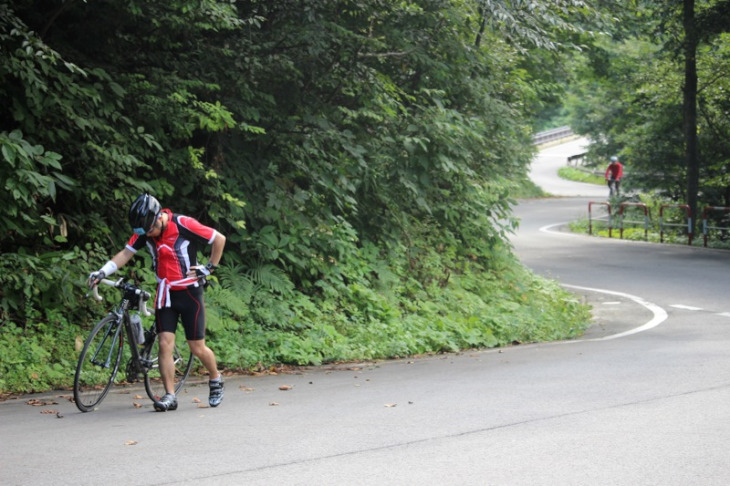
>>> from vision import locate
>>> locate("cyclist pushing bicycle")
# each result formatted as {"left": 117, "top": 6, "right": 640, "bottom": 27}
{"left": 88, "top": 193, "right": 226, "bottom": 411}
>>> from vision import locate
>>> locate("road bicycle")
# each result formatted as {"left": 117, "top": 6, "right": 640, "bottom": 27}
{"left": 73, "top": 278, "right": 194, "bottom": 412}
{"left": 608, "top": 178, "right": 621, "bottom": 197}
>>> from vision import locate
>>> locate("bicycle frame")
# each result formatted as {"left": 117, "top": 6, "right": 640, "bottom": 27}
{"left": 90, "top": 317, "right": 123, "bottom": 369}
{"left": 95, "top": 279, "right": 155, "bottom": 372}
{"left": 75, "top": 278, "right": 194, "bottom": 411}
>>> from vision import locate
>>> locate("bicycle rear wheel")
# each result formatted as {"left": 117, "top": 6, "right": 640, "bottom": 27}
{"left": 143, "top": 326, "right": 194, "bottom": 402}
{"left": 73, "top": 315, "right": 123, "bottom": 412}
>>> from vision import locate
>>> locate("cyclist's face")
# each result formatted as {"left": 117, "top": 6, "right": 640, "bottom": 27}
{"left": 146, "top": 217, "right": 163, "bottom": 237}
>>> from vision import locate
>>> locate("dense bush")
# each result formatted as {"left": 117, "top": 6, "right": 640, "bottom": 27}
{"left": 1, "top": 1, "right": 594, "bottom": 394}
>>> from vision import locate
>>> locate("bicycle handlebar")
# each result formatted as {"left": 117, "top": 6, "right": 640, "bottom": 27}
{"left": 91, "top": 278, "right": 153, "bottom": 316}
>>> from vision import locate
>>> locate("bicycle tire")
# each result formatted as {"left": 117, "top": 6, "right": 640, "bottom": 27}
{"left": 73, "top": 315, "right": 124, "bottom": 412}
{"left": 143, "top": 329, "right": 194, "bottom": 402}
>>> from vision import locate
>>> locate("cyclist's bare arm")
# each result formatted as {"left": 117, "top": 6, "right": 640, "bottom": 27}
{"left": 186, "top": 231, "right": 226, "bottom": 279}
{"left": 209, "top": 232, "right": 226, "bottom": 267}
{"left": 110, "top": 247, "right": 135, "bottom": 270}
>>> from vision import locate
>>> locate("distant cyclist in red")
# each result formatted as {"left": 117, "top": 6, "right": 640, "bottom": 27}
{"left": 89, "top": 194, "right": 226, "bottom": 411}
{"left": 605, "top": 156, "right": 624, "bottom": 197}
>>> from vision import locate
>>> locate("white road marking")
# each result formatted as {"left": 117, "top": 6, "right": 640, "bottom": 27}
{"left": 563, "top": 284, "right": 668, "bottom": 341}
{"left": 539, "top": 222, "right": 581, "bottom": 235}
{"left": 670, "top": 304, "right": 703, "bottom": 311}
{"left": 717, "top": 312, "right": 730, "bottom": 318}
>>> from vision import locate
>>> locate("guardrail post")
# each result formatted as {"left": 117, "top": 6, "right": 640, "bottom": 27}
{"left": 588, "top": 201, "right": 612, "bottom": 237}
{"left": 619, "top": 203, "right": 649, "bottom": 240}
{"left": 702, "top": 206, "right": 730, "bottom": 247}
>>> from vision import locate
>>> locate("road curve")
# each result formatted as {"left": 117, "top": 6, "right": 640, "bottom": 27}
{"left": 2, "top": 139, "right": 730, "bottom": 486}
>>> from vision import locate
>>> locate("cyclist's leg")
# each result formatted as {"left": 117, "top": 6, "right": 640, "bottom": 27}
{"left": 157, "top": 331, "right": 177, "bottom": 394}
{"left": 155, "top": 306, "right": 180, "bottom": 396}
{"left": 180, "top": 286, "right": 224, "bottom": 406}
{"left": 179, "top": 287, "right": 220, "bottom": 380}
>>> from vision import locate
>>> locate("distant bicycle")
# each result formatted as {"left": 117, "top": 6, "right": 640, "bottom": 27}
{"left": 73, "top": 278, "right": 194, "bottom": 412}
{"left": 607, "top": 178, "right": 620, "bottom": 197}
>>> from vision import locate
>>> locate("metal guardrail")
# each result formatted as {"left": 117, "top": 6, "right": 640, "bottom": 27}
{"left": 532, "top": 126, "right": 574, "bottom": 145}
{"left": 659, "top": 205, "right": 692, "bottom": 245}
{"left": 702, "top": 206, "right": 730, "bottom": 247}
{"left": 619, "top": 203, "right": 649, "bottom": 240}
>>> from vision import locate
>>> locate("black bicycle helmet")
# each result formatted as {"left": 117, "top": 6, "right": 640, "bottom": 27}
{"left": 129, "top": 193, "right": 161, "bottom": 234}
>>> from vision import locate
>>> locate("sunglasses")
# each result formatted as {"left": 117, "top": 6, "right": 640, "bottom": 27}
{"left": 133, "top": 218, "right": 160, "bottom": 235}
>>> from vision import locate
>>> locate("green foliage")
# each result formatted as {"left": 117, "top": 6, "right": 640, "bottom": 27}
{"left": 558, "top": 166, "right": 605, "bottom": 185}
{"left": 566, "top": 2, "right": 730, "bottom": 209}
{"left": 1, "top": 0, "right": 599, "bottom": 393}
{"left": 0, "top": 318, "right": 77, "bottom": 393}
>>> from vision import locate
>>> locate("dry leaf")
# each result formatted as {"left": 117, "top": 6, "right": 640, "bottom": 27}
{"left": 196, "top": 404, "right": 209, "bottom": 408}
{"left": 132, "top": 402, "right": 142, "bottom": 408}
{"left": 124, "top": 440, "right": 138, "bottom": 446}
{"left": 279, "top": 385, "right": 292, "bottom": 391}
{"left": 40, "top": 409, "right": 59, "bottom": 414}
{"left": 239, "top": 385, "right": 254, "bottom": 392}
{"left": 27, "top": 399, "right": 58, "bottom": 406}
{"left": 384, "top": 403, "right": 397, "bottom": 408}
{"left": 133, "top": 395, "right": 143, "bottom": 399}
{"left": 192, "top": 397, "right": 201, "bottom": 403}
{"left": 269, "top": 402, "right": 279, "bottom": 406}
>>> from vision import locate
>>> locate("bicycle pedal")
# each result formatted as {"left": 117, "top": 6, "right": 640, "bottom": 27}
{"left": 139, "top": 358, "right": 155, "bottom": 369}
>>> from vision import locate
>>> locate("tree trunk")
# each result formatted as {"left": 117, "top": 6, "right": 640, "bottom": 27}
{"left": 683, "top": 0, "right": 700, "bottom": 232}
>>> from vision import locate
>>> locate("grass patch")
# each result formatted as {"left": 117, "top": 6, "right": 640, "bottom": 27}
{"left": 558, "top": 166, "right": 604, "bottom": 185}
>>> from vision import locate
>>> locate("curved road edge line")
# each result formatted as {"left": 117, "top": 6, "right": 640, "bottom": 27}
{"left": 563, "top": 284, "right": 668, "bottom": 341}
{"left": 539, "top": 222, "right": 579, "bottom": 235}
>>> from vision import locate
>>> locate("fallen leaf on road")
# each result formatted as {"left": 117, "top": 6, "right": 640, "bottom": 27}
{"left": 279, "top": 385, "right": 292, "bottom": 391}
{"left": 27, "top": 399, "right": 58, "bottom": 406}
{"left": 40, "top": 409, "right": 59, "bottom": 414}
{"left": 134, "top": 394, "right": 143, "bottom": 399}
{"left": 269, "top": 402, "right": 279, "bottom": 406}
{"left": 124, "top": 440, "right": 138, "bottom": 446}
{"left": 384, "top": 403, "right": 397, "bottom": 408}
{"left": 197, "top": 404, "right": 209, "bottom": 408}
{"left": 192, "top": 397, "right": 201, "bottom": 403}
{"left": 239, "top": 386, "right": 254, "bottom": 392}
{"left": 132, "top": 402, "right": 142, "bottom": 408}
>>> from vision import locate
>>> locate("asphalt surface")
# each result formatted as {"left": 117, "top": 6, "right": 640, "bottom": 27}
{"left": 3, "top": 138, "right": 730, "bottom": 485}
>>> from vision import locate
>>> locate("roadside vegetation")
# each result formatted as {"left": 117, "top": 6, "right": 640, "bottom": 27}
{"left": 557, "top": 167, "right": 605, "bottom": 186}
{"left": 0, "top": 1, "right": 600, "bottom": 395}
{"left": 5, "top": 1, "right": 730, "bottom": 395}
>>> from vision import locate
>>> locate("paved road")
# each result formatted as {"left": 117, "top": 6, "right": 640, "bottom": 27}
{"left": 3, "top": 139, "right": 730, "bottom": 485}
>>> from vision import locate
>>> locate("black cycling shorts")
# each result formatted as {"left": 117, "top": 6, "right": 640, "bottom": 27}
{"left": 156, "top": 285, "right": 206, "bottom": 341}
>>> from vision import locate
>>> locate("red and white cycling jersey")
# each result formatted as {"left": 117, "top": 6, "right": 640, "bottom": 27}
{"left": 126, "top": 208, "right": 217, "bottom": 291}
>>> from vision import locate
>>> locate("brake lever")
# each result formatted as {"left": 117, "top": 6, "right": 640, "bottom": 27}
{"left": 138, "top": 291, "right": 152, "bottom": 317}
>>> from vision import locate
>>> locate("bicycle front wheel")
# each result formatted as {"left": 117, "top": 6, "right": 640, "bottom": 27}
{"left": 143, "top": 328, "right": 194, "bottom": 402}
{"left": 73, "top": 315, "right": 123, "bottom": 412}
